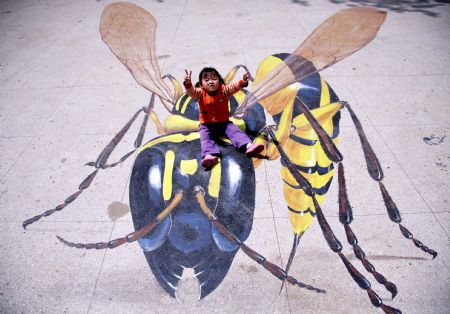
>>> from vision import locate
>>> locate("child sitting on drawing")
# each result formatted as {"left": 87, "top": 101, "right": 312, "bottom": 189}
{"left": 183, "top": 67, "right": 264, "bottom": 170}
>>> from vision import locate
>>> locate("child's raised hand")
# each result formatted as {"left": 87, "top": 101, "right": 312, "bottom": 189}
{"left": 243, "top": 72, "right": 249, "bottom": 83}
{"left": 184, "top": 69, "right": 192, "bottom": 86}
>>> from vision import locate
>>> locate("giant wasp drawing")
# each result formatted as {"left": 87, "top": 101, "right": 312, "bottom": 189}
{"left": 23, "top": 3, "right": 437, "bottom": 313}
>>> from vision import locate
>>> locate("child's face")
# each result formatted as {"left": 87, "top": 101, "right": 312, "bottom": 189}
{"left": 201, "top": 72, "right": 220, "bottom": 94}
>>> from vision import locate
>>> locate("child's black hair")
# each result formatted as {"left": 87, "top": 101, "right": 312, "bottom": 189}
{"left": 197, "top": 67, "right": 225, "bottom": 87}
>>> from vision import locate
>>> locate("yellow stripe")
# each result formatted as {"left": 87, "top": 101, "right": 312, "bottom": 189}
{"left": 163, "top": 150, "right": 175, "bottom": 201}
{"left": 208, "top": 160, "right": 221, "bottom": 198}
{"left": 319, "top": 78, "right": 330, "bottom": 107}
{"left": 180, "top": 159, "right": 198, "bottom": 176}
{"left": 175, "top": 95, "right": 182, "bottom": 111}
{"left": 140, "top": 132, "right": 200, "bottom": 152}
{"left": 180, "top": 96, "right": 191, "bottom": 114}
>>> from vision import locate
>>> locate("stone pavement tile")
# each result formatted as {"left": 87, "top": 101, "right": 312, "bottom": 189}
{"left": 38, "top": 84, "right": 153, "bottom": 136}
{"left": 0, "top": 20, "right": 69, "bottom": 82}
{"left": 74, "top": 51, "right": 144, "bottom": 89}
{"left": 0, "top": 0, "right": 98, "bottom": 83}
{"left": 348, "top": 10, "right": 450, "bottom": 77}
{"left": 240, "top": 48, "right": 280, "bottom": 75}
{"left": 274, "top": 211, "right": 450, "bottom": 314}
{"left": 377, "top": 125, "right": 450, "bottom": 214}
{"left": 0, "top": 221, "right": 112, "bottom": 314}
{"left": 230, "top": 0, "right": 337, "bottom": 16}
{"left": 330, "top": 40, "right": 405, "bottom": 78}
{"left": 184, "top": 0, "right": 235, "bottom": 16}
{"left": 2, "top": 134, "right": 130, "bottom": 223}
{"left": 0, "top": 137, "right": 32, "bottom": 178}
{"left": 237, "top": 11, "right": 303, "bottom": 52}
{"left": 9, "top": 30, "right": 100, "bottom": 90}
{"left": 169, "top": 9, "right": 243, "bottom": 67}
{"left": 383, "top": 11, "right": 450, "bottom": 49}
{"left": 253, "top": 162, "right": 275, "bottom": 219}
{"left": 395, "top": 44, "right": 450, "bottom": 77}
{"left": 89, "top": 219, "right": 290, "bottom": 313}
{"left": 434, "top": 211, "right": 450, "bottom": 239}
{"left": 324, "top": 76, "right": 373, "bottom": 127}
{"left": 0, "top": 0, "right": 97, "bottom": 25}
{"left": 0, "top": 87, "right": 70, "bottom": 137}
{"left": 263, "top": 160, "right": 288, "bottom": 219}
{"left": 350, "top": 76, "right": 450, "bottom": 126}
{"left": 337, "top": 125, "right": 431, "bottom": 215}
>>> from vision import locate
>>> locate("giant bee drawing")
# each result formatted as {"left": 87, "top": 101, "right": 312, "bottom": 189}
{"left": 23, "top": 3, "right": 437, "bottom": 313}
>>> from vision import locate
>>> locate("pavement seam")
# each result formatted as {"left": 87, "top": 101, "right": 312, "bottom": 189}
{"left": 232, "top": 1, "right": 248, "bottom": 68}
{"left": 86, "top": 220, "right": 116, "bottom": 314}
{"left": 1, "top": 136, "right": 34, "bottom": 180}
{"left": 1, "top": 86, "right": 75, "bottom": 181}
{"left": 263, "top": 159, "right": 293, "bottom": 314}
{"left": 1, "top": 15, "right": 93, "bottom": 179}
{"left": 2, "top": 15, "right": 88, "bottom": 85}
{"left": 160, "top": 0, "right": 187, "bottom": 74}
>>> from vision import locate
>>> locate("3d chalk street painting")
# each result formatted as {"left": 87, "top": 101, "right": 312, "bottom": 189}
{"left": 22, "top": 3, "right": 438, "bottom": 313}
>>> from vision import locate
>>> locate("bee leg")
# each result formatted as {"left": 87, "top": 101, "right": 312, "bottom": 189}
{"left": 344, "top": 102, "right": 437, "bottom": 259}
{"left": 162, "top": 74, "right": 183, "bottom": 102}
{"left": 379, "top": 182, "right": 438, "bottom": 259}
{"left": 338, "top": 163, "right": 398, "bottom": 299}
{"left": 90, "top": 94, "right": 161, "bottom": 169}
{"left": 94, "top": 93, "right": 167, "bottom": 169}
{"left": 343, "top": 101, "right": 382, "bottom": 180}
{"left": 271, "top": 133, "right": 401, "bottom": 312}
{"left": 311, "top": 195, "right": 402, "bottom": 314}
{"left": 56, "top": 191, "right": 184, "bottom": 250}
{"left": 22, "top": 169, "right": 98, "bottom": 229}
{"left": 194, "top": 187, "right": 325, "bottom": 294}
{"left": 224, "top": 64, "right": 254, "bottom": 84}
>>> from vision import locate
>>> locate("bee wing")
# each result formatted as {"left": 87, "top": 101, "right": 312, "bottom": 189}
{"left": 233, "top": 7, "right": 386, "bottom": 117}
{"left": 100, "top": 3, "right": 174, "bottom": 105}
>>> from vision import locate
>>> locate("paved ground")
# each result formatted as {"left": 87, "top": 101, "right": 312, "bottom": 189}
{"left": 1, "top": 0, "right": 449, "bottom": 313}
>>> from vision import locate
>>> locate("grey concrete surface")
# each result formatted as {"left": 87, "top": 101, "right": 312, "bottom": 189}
{"left": 1, "top": 0, "right": 449, "bottom": 313}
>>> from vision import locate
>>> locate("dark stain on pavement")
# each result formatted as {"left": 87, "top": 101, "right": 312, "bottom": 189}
{"left": 423, "top": 134, "right": 445, "bottom": 145}
{"left": 240, "top": 264, "right": 259, "bottom": 273}
{"left": 107, "top": 201, "right": 130, "bottom": 220}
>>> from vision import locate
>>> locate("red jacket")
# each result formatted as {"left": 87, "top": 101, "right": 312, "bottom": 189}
{"left": 184, "top": 80, "right": 246, "bottom": 124}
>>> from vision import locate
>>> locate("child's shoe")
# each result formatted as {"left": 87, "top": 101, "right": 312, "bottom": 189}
{"left": 245, "top": 143, "right": 264, "bottom": 157}
{"left": 201, "top": 155, "right": 219, "bottom": 170}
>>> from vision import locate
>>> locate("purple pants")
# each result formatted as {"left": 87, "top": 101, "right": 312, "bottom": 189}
{"left": 199, "top": 121, "right": 251, "bottom": 158}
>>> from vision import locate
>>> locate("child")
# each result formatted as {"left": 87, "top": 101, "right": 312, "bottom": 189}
{"left": 183, "top": 67, "right": 264, "bottom": 170}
